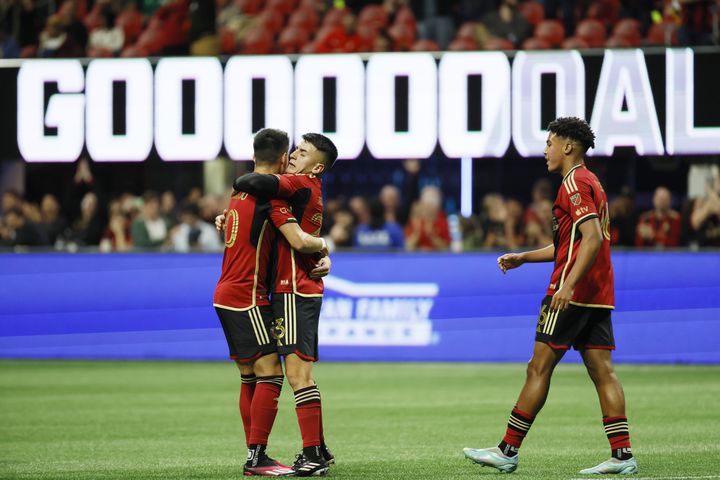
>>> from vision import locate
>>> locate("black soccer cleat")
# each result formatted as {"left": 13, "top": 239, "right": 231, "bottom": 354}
{"left": 320, "top": 444, "right": 335, "bottom": 465}
{"left": 291, "top": 453, "right": 329, "bottom": 477}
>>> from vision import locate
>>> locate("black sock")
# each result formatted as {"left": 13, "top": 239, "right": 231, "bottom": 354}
{"left": 497, "top": 441, "right": 519, "bottom": 457}
{"left": 303, "top": 445, "right": 323, "bottom": 462}
{"left": 246, "top": 444, "right": 267, "bottom": 467}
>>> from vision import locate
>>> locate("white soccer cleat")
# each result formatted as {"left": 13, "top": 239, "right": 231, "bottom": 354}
{"left": 579, "top": 457, "right": 638, "bottom": 475}
{"left": 463, "top": 447, "right": 519, "bottom": 473}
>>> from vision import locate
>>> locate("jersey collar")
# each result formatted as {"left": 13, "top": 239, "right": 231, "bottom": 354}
{"left": 562, "top": 163, "right": 584, "bottom": 183}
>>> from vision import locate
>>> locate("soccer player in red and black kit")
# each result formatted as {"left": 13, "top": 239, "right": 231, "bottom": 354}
{"left": 232, "top": 133, "right": 338, "bottom": 477}
{"left": 213, "top": 129, "right": 330, "bottom": 476}
{"left": 463, "top": 117, "right": 638, "bottom": 475}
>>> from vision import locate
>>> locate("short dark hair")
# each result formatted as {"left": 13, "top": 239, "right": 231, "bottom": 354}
{"left": 180, "top": 202, "right": 200, "bottom": 218}
{"left": 547, "top": 117, "right": 596, "bottom": 152}
{"left": 302, "top": 133, "right": 338, "bottom": 171}
{"left": 254, "top": 128, "right": 289, "bottom": 165}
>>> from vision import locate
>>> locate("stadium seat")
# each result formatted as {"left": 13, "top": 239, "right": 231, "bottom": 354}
{"left": 388, "top": 23, "right": 415, "bottom": 51}
{"left": 448, "top": 37, "right": 478, "bottom": 51}
{"left": 314, "top": 25, "right": 346, "bottom": 52}
{"left": 266, "top": 0, "right": 297, "bottom": 16}
{"left": 20, "top": 45, "right": 37, "bottom": 58}
{"left": 586, "top": 0, "right": 620, "bottom": 27}
{"left": 241, "top": 28, "right": 274, "bottom": 54}
{"left": 456, "top": 21, "right": 479, "bottom": 41}
{"left": 116, "top": 8, "right": 144, "bottom": 45}
{"left": 519, "top": 1, "right": 544, "bottom": 26}
{"left": 612, "top": 18, "right": 642, "bottom": 46}
{"left": 255, "top": 9, "right": 285, "bottom": 34}
{"left": 136, "top": 27, "right": 166, "bottom": 54}
{"left": 410, "top": 39, "right": 439, "bottom": 51}
{"left": 575, "top": 18, "right": 606, "bottom": 47}
{"left": 87, "top": 47, "right": 114, "bottom": 57}
{"left": 288, "top": 8, "right": 319, "bottom": 32}
{"left": 562, "top": 36, "right": 590, "bottom": 49}
{"left": 534, "top": 19, "right": 565, "bottom": 47}
{"left": 277, "top": 26, "right": 309, "bottom": 53}
{"left": 605, "top": 34, "right": 633, "bottom": 48}
{"left": 522, "top": 37, "right": 552, "bottom": 49}
{"left": 301, "top": 41, "right": 316, "bottom": 53}
{"left": 358, "top": 5, "right": 388, "bottom": 30}
{"left": 120, "top": 44, "right": 151, "bottom": 57}
{"left": 356, "top": 23, "right": 379, "bottom": 48}
{"left": 646, "top": 22, "right": 678, "bottom": 45}
{"left": 394, "top": 7, "right": 417, "bottom": 30}
{"left": 219, "top": 27, "right": 237, "bottom": 54}
{"left": 484, "top": 36, "right": 514, "bottom": 50}
{"left": 236, "top": 0, "right": 263, "bottom": 15}
{"left": 83, "top": 3, "right": 104, "bottom": 31}
{"left": 322, "top": 7, "right": 349, "bottom": 27}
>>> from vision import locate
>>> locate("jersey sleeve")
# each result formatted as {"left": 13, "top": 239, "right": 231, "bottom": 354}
{"left": 269, "top": 199, "right": 298, "bottom": 228}
{"left": 275, "top": 174, "right": 313, "bottom": 198}
{"left": 566, "top": 175, "right": 599, "bottom": 224}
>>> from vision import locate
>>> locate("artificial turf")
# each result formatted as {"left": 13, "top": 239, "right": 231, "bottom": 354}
{"left": 1, "top": 360, "right": 719, "bottom": 479}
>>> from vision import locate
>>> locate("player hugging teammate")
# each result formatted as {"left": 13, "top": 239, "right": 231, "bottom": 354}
{"left": 214, "top": 129, "right": 338, "bottom": 476}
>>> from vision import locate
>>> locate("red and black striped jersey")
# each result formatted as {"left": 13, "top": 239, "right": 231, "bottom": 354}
{"left": 269, "top": 174, "right": 324, "bottom": 297}
{"left": 547, "top": 164, "right": 615, "bottom": 308}
{"left": 214, "top": 193, "right": 277, "bottom": 310}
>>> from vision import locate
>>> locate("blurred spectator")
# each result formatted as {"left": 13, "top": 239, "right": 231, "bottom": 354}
{"left": 678, "top": 0, "right": 715, "bottom": 46}
{"left": 171, "top": 202, "right": 222, "bottom": 252}
{"left": 524, "top": 179, "right": 554, "bottom": 247}
{"left": 349, "top": 195, "right": 370, "bottom": 226}
{"left": 479, "top": 193, "right": 521, "bottom": 249}
{"left": 0, "top": 28, "right": 20, "bottom": 57}
{"left": 57, "top": 0, "right": 88, "bottom": 53}
{"left": 0, "top": 0, "right": 48, "bottom": 48}
{"left": 479, "top": 0, "right": 531, "bottom": 48}
{"left": 608, "top": 188, "right": 637, "bottom": 246}
{"left": 188, "top": 0, "right": 218, "bottom": 55}
{"left": 70, "top": 192, "right": 104, "bottom": 246}
{"left": 161, "top": 190, "right": 179, "bottom": 224}
{"left": 545, "top": 0, "right": 580, "bottom": 38}
{"left": 455, "top": 0, "right": 497, "bottom": 22}
{"left": 635, "top": 186, "right": 682, "bottom": 248}
{"left": 39, "top": 193, "right": 68, "bottom": 245}
{"left": 2, "top": 189, "right": 22, "bottom": 215}
{"left": 328, "top": 208, "right": 355, "bottom": 248}
{"left": 690, "top": 175, "right": 720, "bottom": 246}
{"left": 0, "top": 207, "right": 45, "bottom": 247}
{"left": 88, "top": 8, "right": 124, "bottom": 53}
{"left": 379, "top": 184, "right": 401, "bottom": 224}
{"left": 154, "top": 0, "right": 190, "bottom": 55}
{"left": 405, "top": 185, "right": 450, "bottom": 251}
{"left": 353, "top": 198, "right": 404, "bottom": 249}
{"left": 199, "top": 193, "right": 224, "bottom": 224}
{"left": 100, "top": 199, "right": 132, "bottom": 252}
{"left": 411, "top": 0, "right": 456, "bottom": 49}
{"left": 131, "top": 191, "right": 171, "bottom": 249}
{"left": 141, "top": 0, "right": 164, "bottom": 16}
{"left": 459, "top": 214, "right": 484, "bottom": 250}
{"left": 38, "top": 14, "right": 68, "bottom": 57}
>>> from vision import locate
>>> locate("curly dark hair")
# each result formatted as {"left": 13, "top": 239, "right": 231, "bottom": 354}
{"left": 547, "top": 117, "right": 596, "bottom": 152}
{"left": 302, "top": 133, "right": 338, "bottom": 172}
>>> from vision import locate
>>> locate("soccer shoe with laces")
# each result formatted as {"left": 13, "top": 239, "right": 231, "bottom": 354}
{"left": 463, "top": 446, "right": 519, "bottom": 473}
{"left": 291, "top": 453, "right": 329, "bottom": 476}
{"left": 243, "top": 456, "right": 294, "bottom": 476}
{"left": 579, "top": 457, "right": 638, "bottom": 475}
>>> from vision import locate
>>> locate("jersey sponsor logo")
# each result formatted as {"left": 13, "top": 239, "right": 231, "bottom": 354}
{"left": 575, "top": 206, "right": 589, "bottom": 216}
{"left": 280, "top": 279, "right": 290, "bottom": 286}
{"left": 570, "top": 193, "right": 581, "bottom": 205}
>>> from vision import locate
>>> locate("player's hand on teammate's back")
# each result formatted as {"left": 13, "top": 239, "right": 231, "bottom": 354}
{"left": 497, "top": 253, "right": 524, "bottom": 273}
{"left": 310, "top": 256, "right": 331, "bottom": 279}
{"left": 550, "top": 285, "right": 573, "bottom": 312}
{"left": 215, "top": 209, "right": 227, "bottom": 231}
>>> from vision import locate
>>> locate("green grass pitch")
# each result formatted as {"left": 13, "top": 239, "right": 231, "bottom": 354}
{"left": 1, "top": 360, "right": 719, "bottom": 479}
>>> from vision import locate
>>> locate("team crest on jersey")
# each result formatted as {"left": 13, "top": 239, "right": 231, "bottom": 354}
{"left": 570, "top": 193, "right": 581, "bottom": 205}
{"left": 271, "top": 318, "right": 285, "bottom": 340}
{"left": 311, "top": 213, "right": 323, "bottom": 225}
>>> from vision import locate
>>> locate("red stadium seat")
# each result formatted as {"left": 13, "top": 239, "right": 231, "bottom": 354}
{"left": 241, "top": 28, "right": 274, "bottom": 54}
{"left": 484, "top": 36, "right": 514, "bottom": 50}
{"left": 20, "top": 45, "right": 37, "bottom": 58}
{"left": 322, "top": 7, "right": 349, "bottom": 27}
{"left": 87, "top": 47, "right": 114, "bottom": 57}
{"left": 562, "top": 36, "right": 590, "bottom": 49}
{"left": 410, "top": 39, "right": 439, "bottom": 52}
{"left": 534, "top": 19, "right": 565, "bottom": 47}
{"left": 120, "top": 44, "right": 151, "bottom": 57}
{"left": 388, "top": 22, "right": 415, "bottom": 51}
{"left": 456, "top": 21, "right": 479, "bottom": 40}
{"left": 266, "top": 0, "right": 297, "bottom": 15}
{"left": 288, "top": 8, "right": 319, "bottom": 32}
{"left": 448, "top": 37, "right": 478, "bottom": 51}
{"left": 136, "top": 26, "right": 166, "bottom": 54}
{"left": 356, "top": 22, "right": 378, "bottom": 48}
{"left": 277, "top": 26, "right": 310, "bottom": 54}
{"left": 314, "top": 25, "right": 346, "bottom": 52}
{"left": 255, "top": 9, "right": 285, "bottom": 34}
{"left": 235, "top": 0, "right": 263, "bottom": 15}
{"left": 358, "top": 5, "right": 388, "bottom": 30}
{"left": 605, "top": 35, "right": 633, "bottom": 48}
{"left": 219, "top": 28, "right": 237, "bottom": 54}
{"left": 586, "top": 0, "right": 620, "bottom": 27}
{"left": 519, "top": 1, "right": 544, "bottom": 26}
{"left": 116, "top": 8, "right": 144, "bottom": 45}
{"left": 84, "top": 3, "right": 104, "bottom": 31}
{"left": 612, "top": 18, "right": 642, "bottom": 46}
{"left": 394, "top": 7, "right": 417, "bottom": 30}
{"left": 301, "top": 41, "right": 317, "bottom": 54}
{"left": 575, "top": 19, "right": 606, "bottom": 48}
{"left": 646, "top": 22, "right": 679, "bottom": 46}
{"left": 522, "top": 37, "right": 552, "bottom": 49}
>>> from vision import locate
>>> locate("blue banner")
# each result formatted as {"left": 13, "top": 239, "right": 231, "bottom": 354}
{"left": 1, "top": 252, "right": 719, "bottom": 363}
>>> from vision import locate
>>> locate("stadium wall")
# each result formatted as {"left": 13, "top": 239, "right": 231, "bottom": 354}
{"left": 1, "top": 251, "right": 718, "bottom": 364}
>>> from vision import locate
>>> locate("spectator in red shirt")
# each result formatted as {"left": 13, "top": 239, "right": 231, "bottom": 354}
{"left": 405, "top": 185, "right": 450, "bottom": 251}
{"left": 635, "top": 186, "right": 682, "bottom": 248}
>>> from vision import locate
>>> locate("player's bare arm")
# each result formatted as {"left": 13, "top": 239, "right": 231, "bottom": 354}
{"left": 497, "top": 244, "right": 554, "bottom": 273}
{"left": 549, "top": 218, "right": 602, "bottom": 312}
{"left": 278, "top": 222, "right": 329, "bottom": 256}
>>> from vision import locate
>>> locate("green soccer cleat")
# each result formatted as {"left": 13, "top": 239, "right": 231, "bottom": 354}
{"left": 579, "top": 457, "right": 638, "bottom": 475}
{"left": 463, "top": 447, "right": 519, "bottom": 473}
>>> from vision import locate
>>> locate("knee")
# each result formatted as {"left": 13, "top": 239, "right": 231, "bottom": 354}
{"left": 585, "top": 360, "right": 615, "bottom": 384}
{"left": 526, "top": 358, "right": 554, "bottom": 380}
{"left": 285, "top": 369, "right": 313, "bottom": 390}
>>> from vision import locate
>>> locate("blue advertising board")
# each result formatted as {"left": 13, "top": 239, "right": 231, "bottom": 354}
{"left": 0, "top": 252, "right": 718, "bottom": 363}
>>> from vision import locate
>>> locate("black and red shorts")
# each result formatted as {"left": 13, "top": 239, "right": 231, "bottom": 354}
{"left": 535, "top": 295, "right": 615, "bottom": 351}
{"left": 215, "top": 305, "right": 278, "bottom": 363}
{"left": 271, "top": 293, "right": 322, "bottom": 362}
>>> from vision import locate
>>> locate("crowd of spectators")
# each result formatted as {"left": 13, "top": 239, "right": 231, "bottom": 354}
{"left": 0, "top": 0, "right": 717, "bottom": 60}
{"left": 3, "top": 160, "right": 720, "bottom": 253}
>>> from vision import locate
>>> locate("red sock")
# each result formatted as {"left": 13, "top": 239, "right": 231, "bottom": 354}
{"left": 604, "top": 416, "right": 633, "bottom": 459}
{"left": 248, "top": 376, "right": 284, "bottom": 446}
{"left": 294, "top": 385, "right": 322, "bottom": 448}
{"left": 498, "top": 407, "right": 536, "bottom": 456}
{"left": 239, "top": 374, "right": 256, "bottom": 446}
